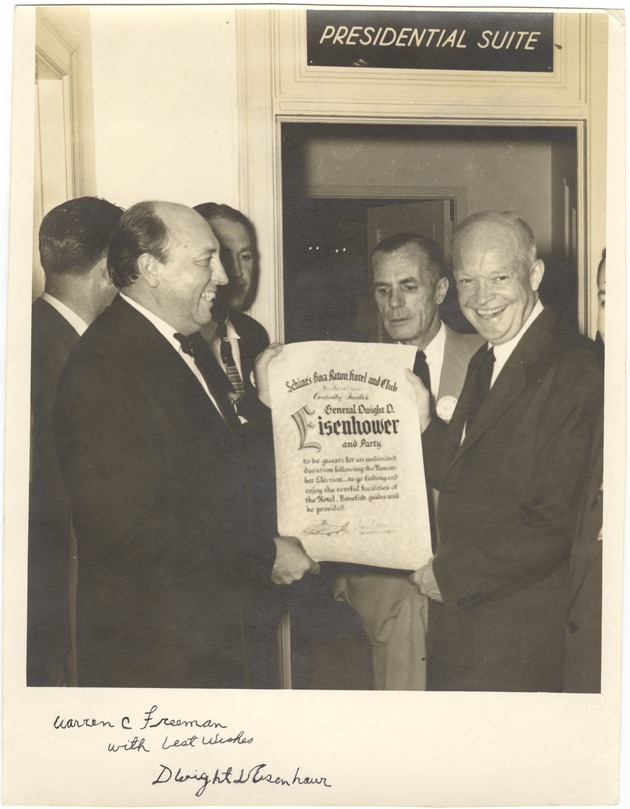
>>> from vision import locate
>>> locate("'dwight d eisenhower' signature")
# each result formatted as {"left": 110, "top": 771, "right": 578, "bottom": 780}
{"left": 152, "top": 762, "right": 332, "bottom": 796}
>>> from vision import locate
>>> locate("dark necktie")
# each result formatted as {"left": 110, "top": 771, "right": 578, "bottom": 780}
{"left": 215, "top": 320, "right": 246, "bottom": 399}
{"left": 174, "top": 331, "right": 241, "bottom": 430}
{"left": 413, "top": 350, "right": 439, "bottom": 551}
{"left": 466, "top": 346, "right": 495, "bottom": 430}
{"left": 413, "top": 350, "right": 432, "bottom": 396}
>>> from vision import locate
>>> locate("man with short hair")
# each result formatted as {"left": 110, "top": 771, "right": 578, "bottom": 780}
{"left": 411, "top": 211, "right": 603, "bottom": 692}
{"left": 193, "top": 203, "right": 269, "bottom": 418}
{"left": 28, "top": 195, "right": 123, "bottom": 686}
{"left": 54, "top": 201, "right": 317, "bottom": 688}
{"left": 337, "top": 232, "right": 482, "bottom": 690}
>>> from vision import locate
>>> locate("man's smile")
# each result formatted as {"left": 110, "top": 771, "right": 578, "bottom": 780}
{"left": 474, "top": 304, "right": 507, "bottom": 319}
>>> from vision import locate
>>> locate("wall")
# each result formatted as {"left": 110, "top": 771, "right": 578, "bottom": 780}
{"left": 37, "top": 6, "right": 97, "bottom": 196}
{"left": 302, "top": 132, "right": 553, "bottom": 255}
{"left": 89, "top": 6, "right": 240, "bottom": 209}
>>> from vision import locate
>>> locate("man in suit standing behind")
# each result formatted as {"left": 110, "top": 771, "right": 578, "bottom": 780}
{"left": 193, "top": 203, "right": 269, "bottom": 419}
{"left": 193, "top": 202, "right": 282, "bottom": 686}
{"left": 336, "top": 232, "right": 482, "bottom": 690}
{"left": 29, "top": 196, "right": 123, "bottom": 685}
{"left": 411, "top": 211, "right": 603, "bottom": 692}
{"left": 564, "top": 248, "right": 605, "bottom": 692}
{"left": 54, "top": 201, "right": 317, "bottom": 688}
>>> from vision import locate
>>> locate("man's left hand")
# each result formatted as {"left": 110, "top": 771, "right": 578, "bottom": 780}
{"left": 272, "top": 536, "right": 320, "bottom": 585}
{"left": 410, "top": 558, "right": 443, "bottom": 602}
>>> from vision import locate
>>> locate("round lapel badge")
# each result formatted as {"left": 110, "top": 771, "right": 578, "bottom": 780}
{"left": 436, "top": 395, "right": 458, "bottom": 424}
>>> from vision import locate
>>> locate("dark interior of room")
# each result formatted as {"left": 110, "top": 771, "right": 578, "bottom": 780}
{"left": 282, "top": 122, "right": 578, "bottom": 346}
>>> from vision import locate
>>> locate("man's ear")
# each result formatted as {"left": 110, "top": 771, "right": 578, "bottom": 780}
{"left": 529, "top": 259, "right": 545, "bottom": 292}
{"left": 435, "top": 276, "right": 449, "bottom": 306}
{"left": 137, "top": 253, "right": 161, "bottom": 288}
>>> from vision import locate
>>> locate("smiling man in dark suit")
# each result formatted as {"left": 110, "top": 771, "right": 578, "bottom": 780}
{"left": 410, "top": 211, "right": 603, "bottom": 692}
{"left": 54, "top": 201, "right": 317, "bottom": 688}
{"left": 29, "top": 196, "right": 123, "bottom": 686}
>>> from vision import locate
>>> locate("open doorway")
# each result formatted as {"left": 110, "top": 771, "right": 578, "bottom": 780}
{"left": 281, "top": 122, "right": 579, "bottom": 343}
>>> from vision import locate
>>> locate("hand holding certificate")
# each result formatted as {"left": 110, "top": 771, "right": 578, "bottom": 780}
{"left": 268, "top": 341, "right": 432, "bottom": 570}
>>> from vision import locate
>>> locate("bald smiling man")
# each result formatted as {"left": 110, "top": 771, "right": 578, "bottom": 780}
{"left": 54, "top": 201, "right": 318, "bottom": 688}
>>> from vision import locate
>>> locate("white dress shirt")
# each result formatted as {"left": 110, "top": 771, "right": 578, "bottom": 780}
{"left": 422, "top": 321, "right": 446, "bottom": 398}
{"left": 41, "top": 293, "right": 88, "bottom": 336}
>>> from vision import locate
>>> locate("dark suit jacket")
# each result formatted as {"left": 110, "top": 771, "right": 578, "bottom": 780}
{"left": 424, "top": 308, "right": 603, "bottom": 691}
{"left": 564, "top": 415, "right": 603, "bottom": 692}
{"left": 28, "top": 297, "right": 79, "bottom": 685}
{"left": 54, "top": 296, "right": 276, "bottom": 688}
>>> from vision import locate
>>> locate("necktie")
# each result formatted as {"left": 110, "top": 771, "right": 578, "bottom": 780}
{"left": 411, "top": 350, "right": 438, "bottom": 551}
{"left": 412, "top": 350, "right": 432, "bottom": 395}
{"left": 174, "top": 331, "right": 241, "bottom": 430}
{"left": 215, "top": 320, "right": 246, "bottom": 399}
{"left": 466, "top": 346, "right": 495, "bottom": 430}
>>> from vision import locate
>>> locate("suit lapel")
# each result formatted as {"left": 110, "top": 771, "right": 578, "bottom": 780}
{"left": 438, "top": 326, "right": 471, "bottom": 401}
{"left": 113, "top": 296, "right": 238, "bottom": 439}
{"left": 447, "top": 308, "right": 555, "bottom": 470}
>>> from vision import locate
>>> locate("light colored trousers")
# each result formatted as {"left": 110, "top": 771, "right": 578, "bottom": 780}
{"left": 335, "top": 572, "right": 428, "bottom": 690}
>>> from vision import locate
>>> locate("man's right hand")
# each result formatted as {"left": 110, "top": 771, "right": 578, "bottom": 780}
{"left": 272, "top": 537, "right": 320, "bottom": 585}
{"left": 405, "top": 368, "right": 431, "bottom": 432}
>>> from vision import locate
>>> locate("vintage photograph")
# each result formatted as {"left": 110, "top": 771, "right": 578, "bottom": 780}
{"left": 3, "top": 3, "right": 624, "bottom": 806}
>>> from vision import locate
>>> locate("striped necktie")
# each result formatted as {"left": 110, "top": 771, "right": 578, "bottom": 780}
{"left": 215, "top": 320, "right": 246, "bottom": 399}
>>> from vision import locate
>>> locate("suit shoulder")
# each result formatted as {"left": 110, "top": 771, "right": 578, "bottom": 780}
{"left": 536, "top": 319, "right": 604, "bottom": 410}
{"left": 31, "top": 299, "right": 79, "bottom": 364}
{"left": 232, "top": 311, "right": 270, "bottom": 347}
{"left": 446, "top": 327, "right": 485, "bottom": 359}
{"left": 547, "top": 317, "right": 602, "bottom": 373}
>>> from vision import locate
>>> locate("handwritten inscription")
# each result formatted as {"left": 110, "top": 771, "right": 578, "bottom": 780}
{"left": 153, "top": 763, "right": 331, "bottom": 796}
{"left": 52, "top": 704, "right": 332, "bottom": 793}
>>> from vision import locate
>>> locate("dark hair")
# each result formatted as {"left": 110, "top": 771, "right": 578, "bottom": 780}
{"left": 452, "top": 211, "right": 537, "bottom": 266}
{"left": 107, "top": 201, "right": 171, "bottom": 289}
{"left": 38, "top": 196, "right": 124, "bottom": 276}
{"left": 371, "top": 232, "right": 446, "bottom": 284}
{"left": 193, "top": 202, "right": 257, "bottom": 250}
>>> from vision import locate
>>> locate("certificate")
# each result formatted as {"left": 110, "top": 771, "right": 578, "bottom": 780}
{"left": 269, "top": 341, "right": 432, "bottom": 570}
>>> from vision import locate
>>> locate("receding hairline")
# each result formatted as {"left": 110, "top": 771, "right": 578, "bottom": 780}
{"left": 371, "top": 235, "right": 445, "bottom": 285}
{"left": 147, "top": 201, "right": 214, "bottom": 251}
{"left": 452, "top": 212, "right": 537, "bottom": 266}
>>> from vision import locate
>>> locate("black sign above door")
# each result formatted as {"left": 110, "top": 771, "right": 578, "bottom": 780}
{"left": 306, "top": 9, "right": 554, "bottom": 72}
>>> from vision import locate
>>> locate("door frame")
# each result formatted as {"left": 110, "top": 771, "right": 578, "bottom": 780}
{"left": 237, "top": 10, "right": 606, "bottom": 344}
{"left": 271, "top": 116, "right": 586, "bottom": 340}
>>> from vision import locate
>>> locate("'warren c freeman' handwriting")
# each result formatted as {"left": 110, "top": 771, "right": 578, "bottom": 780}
{"left": 53, "top": 705, "right": 230, "bottom": 733}
{"left": 153, "top": 763, "right": 331, "bottom": 796}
